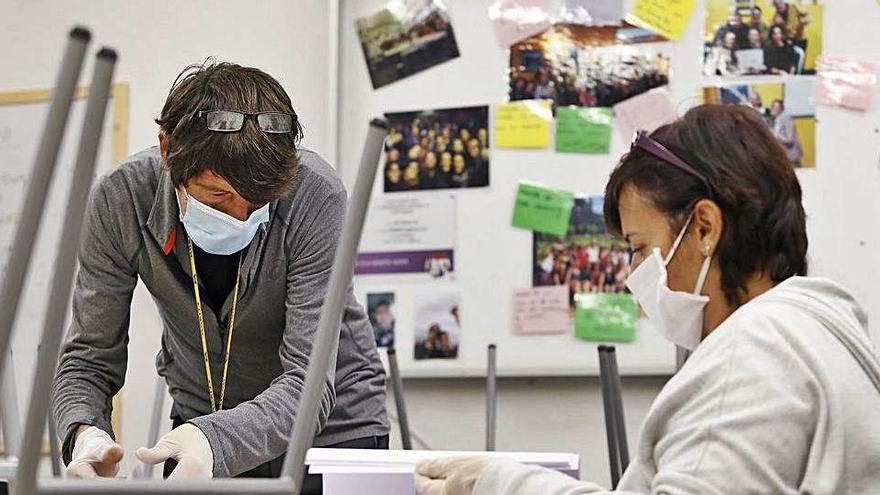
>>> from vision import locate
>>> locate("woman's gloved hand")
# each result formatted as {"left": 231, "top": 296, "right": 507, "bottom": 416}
{"left": 66, "top": 425, "right": 124, "bottom": 478}
{"left": 136, "top": 423, "right": 213, "bottom": 479}
{"left": 414, "top": 456, "right": 491, "bottom": 495}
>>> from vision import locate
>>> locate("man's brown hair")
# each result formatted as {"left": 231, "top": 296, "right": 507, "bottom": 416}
{"left": 155, "top": 61, "right": 304, "bottom": 204}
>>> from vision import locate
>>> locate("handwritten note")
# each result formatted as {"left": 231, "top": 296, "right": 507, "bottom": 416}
{"left": 815, "top": 55, "right": 879, "bottom": 112}
{"left": 625, "top": 0, "right": 695, "bottom": 41}
{"left": 512, "top": 182, "right": 574, "bottom": 237}
{"left": 612, "top": 87, "right": 678, "bottom": 143}
{"left": 512, "top": 286, "right": 570, "bottom": 335}
{"left": 494, "top": 100, "right": 552, "bottom": 148}
{"left": 556, "top": 107, "right": 613, "bottom": 154}
{"left": 574, "top": 293, "right": 637, "bottom": 342}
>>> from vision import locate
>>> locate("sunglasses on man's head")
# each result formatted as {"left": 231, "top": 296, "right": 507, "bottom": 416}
{"left": 196, "top": 110, "right": 296, "bottom": 134}
{"left": 630, "top": 130, "right": 714, "bottom": 199}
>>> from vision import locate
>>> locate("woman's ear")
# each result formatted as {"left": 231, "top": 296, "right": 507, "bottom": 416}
{"left": 693, "top": 198, "right": 723, "bottom": 256}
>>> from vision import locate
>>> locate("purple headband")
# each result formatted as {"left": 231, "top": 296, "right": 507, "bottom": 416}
{"left": 631, "top": 130, "right": 714, "bottom": 198}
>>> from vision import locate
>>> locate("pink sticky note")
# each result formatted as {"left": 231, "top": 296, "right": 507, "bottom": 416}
{"left": 489, "top": 0, "right": 553, "bottom": 48}
{"left": 612, "top": 87, "right": 678, "bottom": 143}
{"left": 815, "top": 55, "right": 879, "bottom": 112}
{"left": 512, "top": 286, "right": 570, "bottom": 335}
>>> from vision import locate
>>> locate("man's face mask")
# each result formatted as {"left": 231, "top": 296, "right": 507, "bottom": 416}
{"left": 177, "top": 188, "right": 269, "bottom": 255}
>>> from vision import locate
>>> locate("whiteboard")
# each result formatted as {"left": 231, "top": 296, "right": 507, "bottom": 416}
{"left": 340, "top": 0, "right": 880, "bottom": 377}
{"left": 0, "top": 85, "right": 128, "bottom": 437}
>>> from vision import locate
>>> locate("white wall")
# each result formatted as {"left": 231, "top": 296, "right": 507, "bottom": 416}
{"left": 338, "top": 0, "right": 880, "bottom": 489}
{"left": 333, "top": 0, "right": 674, "bottom": 486}
{"left": 0, "top": 0, "right": 334, "bottom": 476}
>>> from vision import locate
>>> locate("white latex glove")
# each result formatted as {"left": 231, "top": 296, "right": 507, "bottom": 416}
{"left": 66, "top": 425, "right": 124, "bottom": 479}
{"left": 136, "top": 423, "right": 213, "bottom": 479}
{"left": 415, "top": 456, "right": 491, "bottom": 495}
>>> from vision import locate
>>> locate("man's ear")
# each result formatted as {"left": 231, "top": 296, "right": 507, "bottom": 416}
{"left": 159, "top": 131, "right": 169, "bottom": 161}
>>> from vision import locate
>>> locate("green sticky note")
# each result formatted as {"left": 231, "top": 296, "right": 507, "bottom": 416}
{"left": 555, "top": 107, "right": 613, "bottom": 154}
{"left": 512, "top": 182, "right": 574, "bottom": 237}
{"left": 575, "top": 293, "right": 637, "bottom": 342}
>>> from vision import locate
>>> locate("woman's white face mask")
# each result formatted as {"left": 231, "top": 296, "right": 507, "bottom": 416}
{"left": 625, "top": 212, "right": 712, "bottom": 351}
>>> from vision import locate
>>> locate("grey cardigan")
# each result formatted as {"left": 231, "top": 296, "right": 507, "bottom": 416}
{"left": 52, "top": 146, "right": 389, "bottom": 477}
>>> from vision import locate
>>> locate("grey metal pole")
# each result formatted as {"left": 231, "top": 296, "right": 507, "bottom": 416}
{"left": 607, "top": 347, "right": 629, "bottom": 472}
{"left": 386, "top": 348, "right": 412, "bottom": 450}
{"left": 47, "top": 416, "right": 61, "bottom": 477}
{"left": 37, "top": 478, "right": 291, "bottom": 494}
{"left": 485, "top": 344, "right": 497, "bottom": 452}
{"left": 284, "top": 119, "right": 388, "bottom": 492}
{"left": 1, "top": 350, "right": 22, "bottom": 458}
{"left": 598, "top": 346, "right": 621, "bottom": 488}
{"left": 0, "top": 26, "right": 90, "bottom": 395}
{"left": 14, "top": 47, "right": 117, "bottom": 495}
{"left": 143, "top": 376, "right": 166, "bottom": 478}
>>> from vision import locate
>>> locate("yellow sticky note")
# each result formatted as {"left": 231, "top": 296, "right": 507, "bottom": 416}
{"left": 626, "top": 0, "right": 695, "bottom": 41}
{"left": 494, "top": 100, "right": 552, "bottom": 148}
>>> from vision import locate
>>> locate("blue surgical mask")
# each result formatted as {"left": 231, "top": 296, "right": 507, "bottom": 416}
{"left": 177, "top": 188, "right": 269, "bottom": 255}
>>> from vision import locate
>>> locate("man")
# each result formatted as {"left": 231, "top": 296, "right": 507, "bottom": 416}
{"left": 436, "top": 151, "right": 453, "bottom": 189}
{"left": 749, "top": 6, "right": 769, "bottom": 40}
{"left": 773, "top": 0, "right": 810, "bottom": 51}
{"left": 419, "top": 151, "right": 440, "bottom": 189}
{"left": 52, "top": 62, "right": 389, "bottom": 493}
{"left": 465, "top": 138, "right": 488, "bottom": 187}
{"left": 747, "top": 91, "right": 772, "bottom": 126}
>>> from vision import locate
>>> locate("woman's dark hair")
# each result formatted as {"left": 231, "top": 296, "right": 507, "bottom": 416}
{"left": 604, "top": 104, "right": 807, "bottom": 307}
{"left": 155, "top": 61, "right": 304, "bottom": 204}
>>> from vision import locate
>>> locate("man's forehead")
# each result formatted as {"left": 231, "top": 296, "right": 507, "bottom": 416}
{"left": 188, "top": 170, "right": 235, "bottom": 192}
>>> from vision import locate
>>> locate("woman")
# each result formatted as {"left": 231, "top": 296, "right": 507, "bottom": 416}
{"left": 415, "top": 104, "right": 880, "bottom": 494}
{"left": 702, "top": 31, "right": 738, "bottom": 76}
{"left": 384, "top": 162, "right": 407, "bottom": 192}
{"left": 764, "top": 25, "right": 797, "bottom": 74}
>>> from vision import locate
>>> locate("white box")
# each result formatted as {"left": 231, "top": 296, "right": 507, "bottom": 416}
{"left": 306, "top": 448, "right": 580, "bottom": 495}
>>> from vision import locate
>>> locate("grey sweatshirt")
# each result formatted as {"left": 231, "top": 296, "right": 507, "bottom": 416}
{"left": 475, "top": 277, "right": 880, "bottom": 494}
{"left": 52, "top": 146, "right": 389, "bottom": 477}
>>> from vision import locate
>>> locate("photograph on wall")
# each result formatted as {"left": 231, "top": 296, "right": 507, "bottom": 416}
{"left": 532, "top": 195, "right": 631, "bottom": 311}
{"left": 508, "top": 23, "right": 671, "bottom": 110}
{"left": 384, "top": 105, "right": 489, "bottom": 192}
{"left": 702, "top": 79, "right": 816, "bottom": 168}
{"left": 413, "top": 290, "right": 461, "bottom": 360}
{"left": 356, "top": 194, "right": 456, "bottom": 278}
{"left": 703, "top": 0, "right": 823, "bottom": 77}
{"left": 367, "top": 292, "right": 396, "bottom": 348}
{"left": 355, "top": 0, "right": 460, "bottom": 89}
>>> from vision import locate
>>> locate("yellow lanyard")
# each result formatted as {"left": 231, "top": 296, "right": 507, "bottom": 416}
{"left": 186, "top": 236, "right": 243, "bottom": 413}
